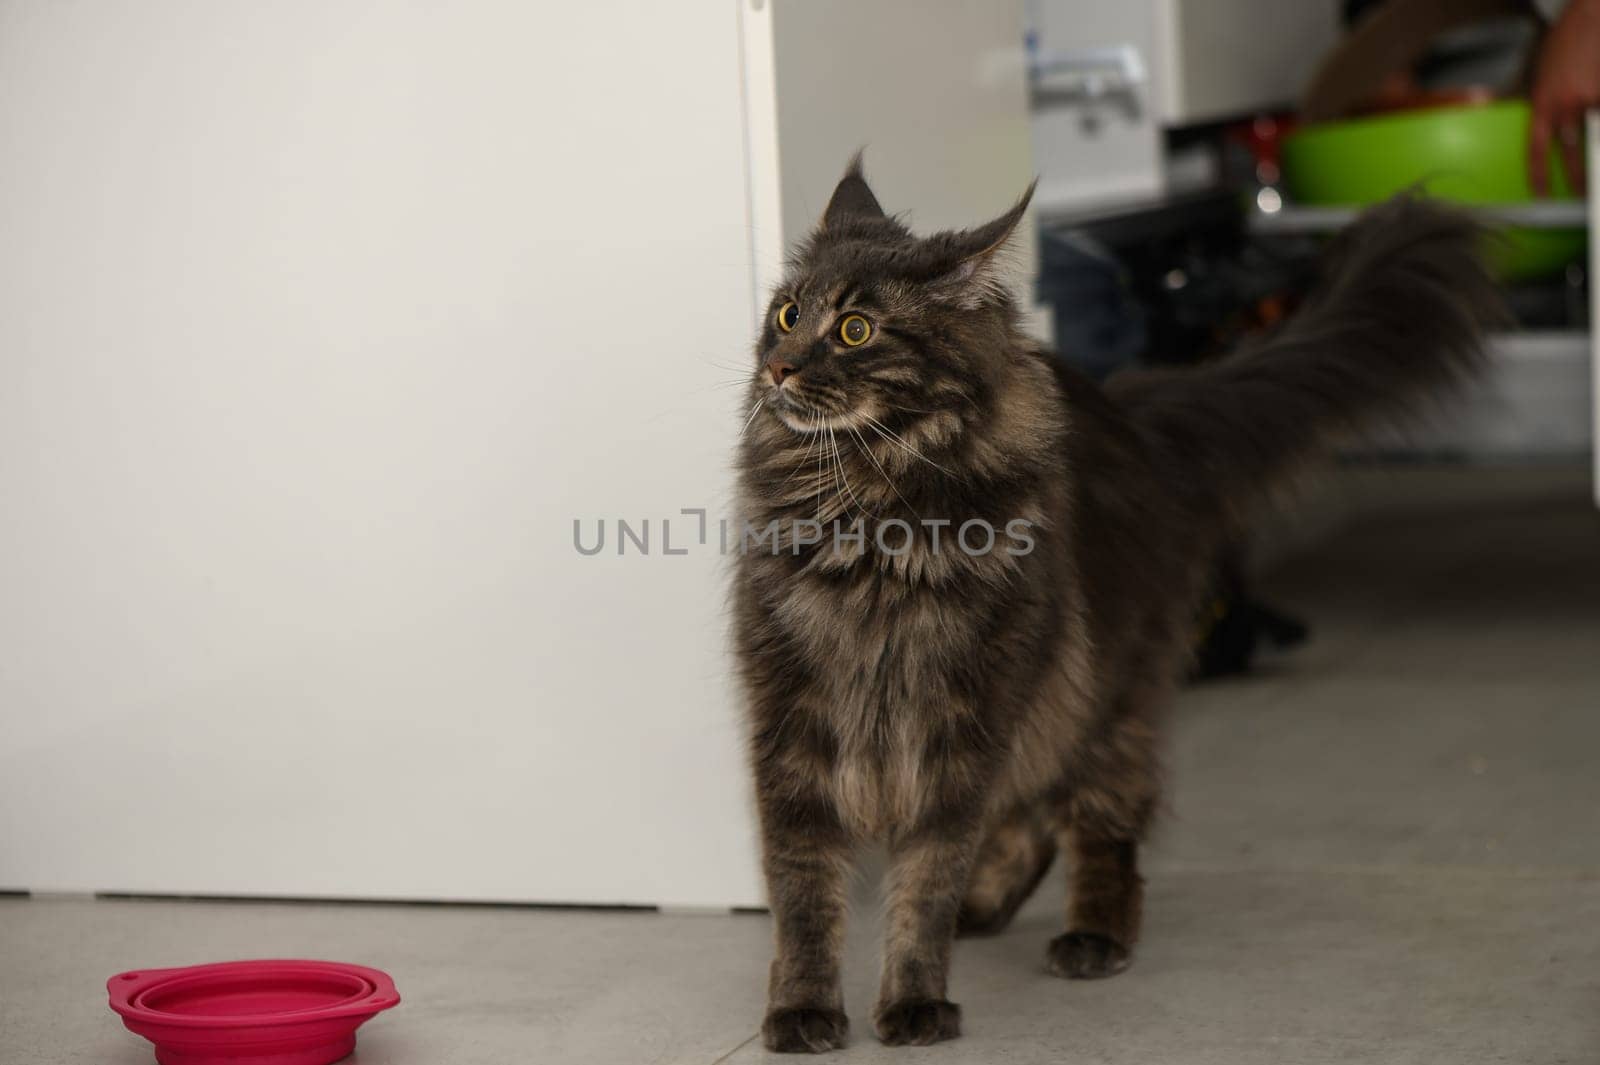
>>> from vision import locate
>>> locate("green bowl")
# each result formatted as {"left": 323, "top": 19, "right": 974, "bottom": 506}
{"left": 1282, "top": 100, "right": 1586, "bottom": 281}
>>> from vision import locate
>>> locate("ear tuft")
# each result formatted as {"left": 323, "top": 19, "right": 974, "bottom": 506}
{"left": 927, "top": 180, "right": 1037, "bottom": 308}
{"left": 961, "top": 180, "right": 1035, "bottom": 261}
{"left": 821, "top": 150, "right": 886, "bottom": 230}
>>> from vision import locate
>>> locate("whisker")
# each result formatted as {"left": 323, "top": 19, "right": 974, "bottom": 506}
{"left": 828, "top": 426, "right": 872, "bottom": 519}
{"left": 740, "top": 397, "right": 767, "bottom": 435}
{"left": 826, "top": 427, "right": 842, "bottom": 516}
{"left": 815, "top": 416, "right": 829, "bottom": 524}
{"left": 777, "top": 414, "right": 822, "bottom": 491}
{"left": 827, "top": 427, "right": 842, "bottom": 516}
{"left": 680, "top": 377, "right": 754, "bottom": 399}
{"left": 846, "top": 425, "right": 919, "bottom": 519}
{"left": 703, "top": 357, "right": 757, "bottom": 375}
{"left": 862, "top": 414, "right": 955, "bottom": 476}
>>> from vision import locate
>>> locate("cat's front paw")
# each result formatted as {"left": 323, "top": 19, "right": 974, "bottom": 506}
{"left": 1046, "top": 930, "right": 1131, "bottom": 979}
{"left": 762, "top": 1006, "right": 849, "bottom": 1054}
{"left": 873, "top": 998, "right": 961, "bottom": 1046}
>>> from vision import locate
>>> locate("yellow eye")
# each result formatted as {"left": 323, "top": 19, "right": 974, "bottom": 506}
{"left": 776, "top": 301, "right": 799, "bottom": 332}
{"left": 839, "top": 314, "right": 871, "bottom": 346}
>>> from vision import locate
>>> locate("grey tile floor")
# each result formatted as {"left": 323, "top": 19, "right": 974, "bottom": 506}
{"left": 3, "top": 466, "right": 1598, "bottom": 1064}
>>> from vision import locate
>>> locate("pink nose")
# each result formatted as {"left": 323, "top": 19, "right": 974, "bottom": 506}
{"left": 767, "top": 358, "right": 798, "bottom": 385}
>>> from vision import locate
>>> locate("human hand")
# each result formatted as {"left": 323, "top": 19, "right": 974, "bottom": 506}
{"left": 1528, "top": 0, "right": 1600, "bottom": 195}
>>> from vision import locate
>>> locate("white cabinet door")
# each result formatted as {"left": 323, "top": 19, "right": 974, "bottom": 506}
{"left": 0, "top": 0, "right": 763, "bottom": 908}
{"left": 746, "top": 0, "right": 1038, "bottom": 300}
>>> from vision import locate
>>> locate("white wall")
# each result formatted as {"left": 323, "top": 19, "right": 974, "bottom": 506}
{"left": 768, "top": 0, "right": 1034, "bottom": 270}
{"left": 743, "top": 0, "right": 1038, "bottom": 332}
{"left": 0, "top": 0, "right": 763, "bottom": 907}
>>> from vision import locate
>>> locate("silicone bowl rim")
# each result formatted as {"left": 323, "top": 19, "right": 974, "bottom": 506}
{"left": 107, "top": 959, "right": 401, "bottom": 1029}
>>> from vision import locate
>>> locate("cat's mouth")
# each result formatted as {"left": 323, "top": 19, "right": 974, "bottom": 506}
{"left": 771, "top": 388, "right": 869, "bottom": 434}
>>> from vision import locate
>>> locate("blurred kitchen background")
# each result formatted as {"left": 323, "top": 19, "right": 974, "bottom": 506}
{"left": 1027, "top": 0, "right": 1591, "bottom": 461}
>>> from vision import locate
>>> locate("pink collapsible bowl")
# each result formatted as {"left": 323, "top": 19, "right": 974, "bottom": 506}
{"left": 107, "top": 959, "right": 400, "bottom": 1065}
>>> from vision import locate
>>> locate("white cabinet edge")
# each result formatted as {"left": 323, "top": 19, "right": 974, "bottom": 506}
{"left": 738, "top": 0, "right": 786, "bottom": 328}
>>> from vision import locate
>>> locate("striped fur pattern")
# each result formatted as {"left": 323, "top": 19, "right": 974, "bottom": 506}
{"left": 733, "top": 158, "right": 1498, "bottom": 1052}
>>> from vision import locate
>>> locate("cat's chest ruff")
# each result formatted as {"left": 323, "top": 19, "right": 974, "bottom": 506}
{"left": 771, "top": 569, "right": 967, "bottom": 838}
{"left": 773, "top": 565, "right": 959, "bottom": 701}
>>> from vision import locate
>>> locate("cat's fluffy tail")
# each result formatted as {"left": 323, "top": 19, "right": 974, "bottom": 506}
{"left": 1110, "top": 196, "right": 1503, "bottom": 513}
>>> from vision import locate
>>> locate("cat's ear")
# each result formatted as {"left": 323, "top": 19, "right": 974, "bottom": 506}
{"left": 821, "top": 151, "right": 886, "bottom": 230}
{"left": 925, "top": 181, "right": 1036, "bottom": 307}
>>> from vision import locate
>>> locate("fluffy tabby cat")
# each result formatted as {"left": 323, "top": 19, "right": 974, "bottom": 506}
{"left": 732, "top": 155, "right": 1496, "bottom": 1052}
